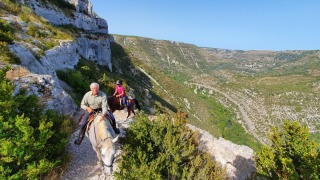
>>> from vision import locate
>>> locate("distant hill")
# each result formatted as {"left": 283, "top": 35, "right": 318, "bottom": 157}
{"left": 111, "top": 34, "right": 320, "bottom": 145}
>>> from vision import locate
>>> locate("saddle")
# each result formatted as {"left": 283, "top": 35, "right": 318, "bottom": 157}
{"left": 78, "top": 111, "right": 116, "bottom": 134}
{"left": 74, "top": 110, "right": 120, "bottom": 145}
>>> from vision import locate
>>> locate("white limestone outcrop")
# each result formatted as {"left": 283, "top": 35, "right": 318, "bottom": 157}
{"left": 188, "top": 124, "right": 256, "bottom": 180}
{"left": 19, "top": 0, "right": 108, "bottom": 33}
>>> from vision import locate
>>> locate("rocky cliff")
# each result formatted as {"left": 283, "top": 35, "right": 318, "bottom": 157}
{"left": 2, "top": 0, "right": 113, "bottom": 116}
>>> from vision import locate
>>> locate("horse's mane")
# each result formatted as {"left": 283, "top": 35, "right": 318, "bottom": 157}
{"left": 95, "top": 117, "right": 111, "bottom": 141}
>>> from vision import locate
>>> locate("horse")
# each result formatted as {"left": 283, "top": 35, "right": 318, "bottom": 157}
{"left": 86, "top": 112, "right": 118, "bottom": 176}
{"left": 107, "top": 96, "right": 141, "bottom": 118}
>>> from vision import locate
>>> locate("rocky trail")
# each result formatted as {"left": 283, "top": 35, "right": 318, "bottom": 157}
{"left": 61, "top": 109, "right": 255, "bottom": 180}
{"left": 61, "top": 110, "right": 134, "bottom": 180}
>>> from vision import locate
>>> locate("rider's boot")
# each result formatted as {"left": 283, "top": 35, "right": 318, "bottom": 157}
{"left": 111, "top": 117, "right": 120, "bottom": 134}
{"left": 74, "top": 127, "right": 86, "bottom": 145}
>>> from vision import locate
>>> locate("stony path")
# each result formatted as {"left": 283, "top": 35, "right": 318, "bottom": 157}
{"left": 61, "top": 109, "right": 255, "bottom": 180}
{"left": 61, "top": 110, "right": 134, "bottom": 180}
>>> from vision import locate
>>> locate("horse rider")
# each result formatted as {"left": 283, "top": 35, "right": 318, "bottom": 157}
{"left": 113, "top": 80, "right": 130, "bottom": 107}
{"left": 74, "top": 82, "right": 120, "bottom": 145}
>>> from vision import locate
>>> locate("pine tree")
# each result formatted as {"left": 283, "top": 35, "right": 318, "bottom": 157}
{"left": 115, "top": 112, "right": 227, "bottom": 179}
{"left": 256, "top": 120, "right": 320, "bottom": 180}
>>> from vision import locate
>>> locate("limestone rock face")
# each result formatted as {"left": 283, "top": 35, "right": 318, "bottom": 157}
{"left": 5, "top": 0, "right": 113, "bottom": 117}
{"left": 4, "top": 66, "right": 77, "bottom": 117}
{"left": 77, "top": 37, "right": 112, "bottom": 70}
{"left": 15, "top": 74, "right": 77, "bottom": 117}
{"left": 19, "top": 0, "right": 108, "bottom": 33}
{"left": 8, "top": 36, "right": 112, "bottom": 117}
{"left": 188, "top": 124, "right": 256, "bottom": 180}
{"left": 42, "top": 41, "right": 79, "bottom": 71}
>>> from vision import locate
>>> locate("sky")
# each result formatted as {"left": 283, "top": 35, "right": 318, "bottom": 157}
{"left": 90, "top": 0, "right": 320, "bottom": 51}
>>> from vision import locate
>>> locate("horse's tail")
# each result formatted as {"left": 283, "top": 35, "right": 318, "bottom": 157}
{"left": 133, "top": 99, "right": 141, "bottom": 111}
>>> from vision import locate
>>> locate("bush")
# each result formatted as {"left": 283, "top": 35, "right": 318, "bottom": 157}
{"left": 115, "top": 112, "right": 227, "bottom": 179}
{"left": 27, "top": 23, "right": 37, "bottom": 37}
{"left": 1, "top": 0, "right": 20, "bottom": 14}
{"left": 48, "top": 0, "right": 76, "bottom": 11}
{"left": 255, "top": 120, "right": 320, "bottom": 179}
{"left": 0, "top": 42, "right": 20, "bottom": 64}
{"left": 0, "top": 67, "right": 73, "bottom": 179}
{"left": 56, "top": 68, "right": 92, "bottom": 105}
{"left": 0, "top": 19, "right": 14, "bottom": 44}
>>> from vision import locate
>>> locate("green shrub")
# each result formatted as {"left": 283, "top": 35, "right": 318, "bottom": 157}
{"left": 0, "top": 19, "right": 13, "bottom": 32}
{"left": 255, "top": 120, "right": 320, "bottom": 179}
{"left": 0, "top": 67, "right": 73, "bottom": 179}
{"left": 0, "top": 31, "right": 13, "bottom": 43}
{"left": 27, "top": 23, "right": 37, "bottom": 37}
{"left": 47, "top": 0, "right": 76, "bottom": 10}
{"left": 115, "top": 112, "right": 227, "bottom": 179}
{"left": 56, "top": 68, "right": 91, "bottom": 104}
{"left": 43, "top": 40, "right": 58, "bottom": 50}
{"left": 1, "top": 0, "right": 20, "bottom": 14}
{"left": 0, "top": 42, "right": 20, "bottom": 64}
{"left": 0, "top": 19, "right": 14, "bottom": 44}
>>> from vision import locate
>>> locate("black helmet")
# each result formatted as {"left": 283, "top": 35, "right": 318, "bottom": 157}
{"left": 116, "top": 80, "right": 121, "bottom": 85}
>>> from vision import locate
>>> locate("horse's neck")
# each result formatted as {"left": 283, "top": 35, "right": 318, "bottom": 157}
{"left": 94, "top": 118, "right": 108, "bottom": 140}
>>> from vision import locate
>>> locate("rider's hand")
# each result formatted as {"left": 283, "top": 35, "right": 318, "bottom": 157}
{"left": 87, "top": 107, "right": 93, "bottom": 113}
{"left": 100, "top": 115, "right": 104, "bottom": 121}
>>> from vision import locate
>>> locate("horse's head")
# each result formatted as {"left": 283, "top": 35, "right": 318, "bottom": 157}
{"left": 100, "top": 143, "right": 115, "bottom": 176}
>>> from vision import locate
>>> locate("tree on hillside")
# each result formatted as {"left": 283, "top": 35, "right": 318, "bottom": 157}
{"left": 115, "top": 111, "right": 227, "bottom": 180}
{"left": 255, "top": 120, "right": 320, "bottom": 180}
{"left": 0, "top": 67, "right": 73, "bottom": 179}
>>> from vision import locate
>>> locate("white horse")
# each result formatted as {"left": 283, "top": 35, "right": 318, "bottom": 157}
{"left": 86, "top": 113, "right": 118, "bottom": 175}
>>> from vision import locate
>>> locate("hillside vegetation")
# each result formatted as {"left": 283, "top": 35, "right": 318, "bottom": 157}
{"left": 111, "top": 34, "right": 320, "bottom": 146}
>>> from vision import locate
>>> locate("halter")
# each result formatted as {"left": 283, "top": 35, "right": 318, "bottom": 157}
{"left": 103, "top": 161, "right": 113, "bottom": 168}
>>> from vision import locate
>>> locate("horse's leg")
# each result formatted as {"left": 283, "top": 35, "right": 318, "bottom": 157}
{"left": 127, "top": 107, "right": 131, "bottom": 119}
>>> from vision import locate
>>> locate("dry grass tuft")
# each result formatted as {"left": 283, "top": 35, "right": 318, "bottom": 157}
{"left": 5, "top": 66, "right": 31, "bottom": 80}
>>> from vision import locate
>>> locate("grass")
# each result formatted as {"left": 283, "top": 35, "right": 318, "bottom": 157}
{"left": 198, "top": 92, "right": 261, "bottom": 151}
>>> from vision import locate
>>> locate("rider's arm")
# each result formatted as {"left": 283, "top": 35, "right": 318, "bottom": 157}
{"left": 116, "top": 90, "right": 124, "bottom": 97}
{"left": 113, "top": 88, "right": 117, "bottom": 96}
{"left": 80, "top": 92, "right": 89, "bottom": 110}
{"left": 81, "top": 92, "right": 93, "bottom": 113}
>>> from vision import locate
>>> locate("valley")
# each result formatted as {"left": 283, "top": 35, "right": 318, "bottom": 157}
{"left": 111, "top": 35, "right": 320, "bottom": 147}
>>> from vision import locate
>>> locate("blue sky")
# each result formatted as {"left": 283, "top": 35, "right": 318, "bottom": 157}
{"left": 90, "top": 0, "right": 320, "bottom": 51}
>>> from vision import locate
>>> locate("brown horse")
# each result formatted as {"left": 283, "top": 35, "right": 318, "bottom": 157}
{"left": 107, "top": 96, "right": 141, "bottom": 118}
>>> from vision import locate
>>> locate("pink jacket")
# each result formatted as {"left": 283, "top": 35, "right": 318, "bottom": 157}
{"left": 115, "top": 85, "right": 126, "bottom": 98}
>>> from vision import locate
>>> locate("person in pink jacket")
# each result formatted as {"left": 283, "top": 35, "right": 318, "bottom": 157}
{"left": 113, "top": 80, "right": 130, "bottom": 107}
